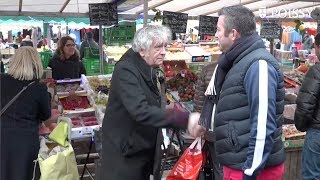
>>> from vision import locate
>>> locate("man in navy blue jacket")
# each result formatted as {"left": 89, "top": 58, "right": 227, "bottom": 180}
{"left": 200, "top": 5, "right": 285, "bottom": 180}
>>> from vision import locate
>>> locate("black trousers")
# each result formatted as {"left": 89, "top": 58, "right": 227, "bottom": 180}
{"left": 200, "top": 141, "right": 223, "bottom": 180}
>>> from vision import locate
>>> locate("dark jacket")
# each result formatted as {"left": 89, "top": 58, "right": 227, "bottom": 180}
{"left": 48, "top": 52, "right": 86, "bottom": 80}
{"left": 194, "top": 63, "right": 217, "bottom": 113}
{"left": 0, "top": 61, "right": 4, "bottom": 73}
{"left": 302, "top": 35, "right": 313, "bottom": 51}
{"left": 214, "top": 42, "right": 285, "bottom": 177}
{"left": 20, "top": 40, "right": 34, "bottom": 47}
{"left": 1, "top": 74, "right": 51, "bottom": 180}
{"left": 101, "top": 48, "right": 189, "bottom": 180}
{"left": 295, "top": 63, "right": 320, "bottom": 132}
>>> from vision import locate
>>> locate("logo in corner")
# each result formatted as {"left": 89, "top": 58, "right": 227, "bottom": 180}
{"left": 259, "top": 7, "right": 267, "bottom": 18}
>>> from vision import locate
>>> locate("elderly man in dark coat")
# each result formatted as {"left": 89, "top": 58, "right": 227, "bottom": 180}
{"left": 101, "top": 25, "right": 205, "bottom": 180}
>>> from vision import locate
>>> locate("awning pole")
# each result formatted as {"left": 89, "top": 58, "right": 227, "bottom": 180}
{"left": 143, "top": 0, "right": 148, "bottom": 27}
{"left": 99, "top": 24, "right": 104, "bottom": 74}
{"left": 66, "top": 21, "right": 69, "bottom": 35}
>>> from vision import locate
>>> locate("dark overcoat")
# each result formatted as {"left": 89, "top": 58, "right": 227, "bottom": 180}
{"left": 101, "top": 49, "right": 188, "bottom": 180}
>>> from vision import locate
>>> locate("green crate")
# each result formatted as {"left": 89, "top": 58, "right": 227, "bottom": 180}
{"left": 83, "top": 58, "right": 114, "bottom": 75}
{"left": 282, "top": 62, "right": 294, "bottom": 66}
{"left": 83, "top": 58, "right": 100, "bottom": 75}
{"left": 84, "top": 47, "right": 100, "bottom": 59}
{"left": 188, "top": 64, "right": 201, "bottom": 73}
{"left": 104, "top": 24, "right": 136, "bottom": 45}
{"left": 104, "top": 64, "right": 114, "bottom": 74}
{"left": 39, "top": 51, "right": 52, "bottom": 68}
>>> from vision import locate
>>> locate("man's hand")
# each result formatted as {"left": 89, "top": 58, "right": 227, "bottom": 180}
{"left": 188, "top": 112, "right": 206, "bottom": 138}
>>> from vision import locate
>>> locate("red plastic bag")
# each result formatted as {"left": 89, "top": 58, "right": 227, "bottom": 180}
{"left": 167, "top": 137, "right": 203, "bottom": 180}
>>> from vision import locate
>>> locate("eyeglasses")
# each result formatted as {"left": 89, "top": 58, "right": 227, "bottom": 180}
{"left": 65, "top": 44, "right": 75, "bottom": 48}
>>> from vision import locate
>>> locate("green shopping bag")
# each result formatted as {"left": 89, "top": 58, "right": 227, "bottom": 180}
{"left": 38, "top": 119, "right": 79, "bottom": 180}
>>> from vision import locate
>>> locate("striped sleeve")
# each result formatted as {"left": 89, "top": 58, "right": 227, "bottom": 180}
{"left": 242, "top": 60, "right": 278, "bottom": 179}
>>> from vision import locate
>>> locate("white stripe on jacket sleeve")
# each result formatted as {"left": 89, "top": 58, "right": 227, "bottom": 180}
{"left": 244, "top": 60, "right": 269, "bottom": 176}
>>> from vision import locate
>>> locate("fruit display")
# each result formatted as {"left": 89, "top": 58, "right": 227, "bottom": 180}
{"left": 87, "top": 76, "right": 111, "bottom": 94}
{"left": 284, "top": 77, "right": 301, "bottom": 88}
{"left": 165, "top": 51, "right": 191, "bottom": 61}
{"left": 103, "top": 45, "right": 128, "bottom": 61}
{"left": 171, "top": 41, "right": 184, "bottom": 48}
{"left": 284, "top": 71, "right": 304, "bottom": 88}
{"left": 87, "top": 76, "right": 111, "bottom": 106}
{"left": 59, "top": 95, "right": 90, "bottom": 110}
{"left": 177, "top": 85, "right": 195, "bottom": 102}
{"left": 282, "top": 124, "right": 305, "bottom": 139}
{"left": 94, "top": 92, "right": 108, "bottom": 105}
{"left": 200, "top": 45, "right": 221, "bottom": 55}
{"left": 297, "top": 64, "right": 309, "bottom": 73}
{"left": 167, "top": 69, "right": 198, "bottom": 102}
{"left": 70, "top": 112, "right": 99, "bottom": 128}
{"left": 167, "top": 41, "right": 184, "bottom": 51}
{"left": 188, "top": 64, "right": 204, "bottom": 74}
{"left": 56, "top": 82, "right": 83, "bottom": 93}
{"left": 165, "top": 42, "right": 191, "bottom": 61}
{"left": 163, "top": 60, "right": 188, "bottom": 79}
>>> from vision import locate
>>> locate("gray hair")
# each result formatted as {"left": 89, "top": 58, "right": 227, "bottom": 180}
{"left": 218, "top": 5, "right": 256, "bottom": 37}
{"left": 132, "top": 25, "right": 172, "bottom": 52}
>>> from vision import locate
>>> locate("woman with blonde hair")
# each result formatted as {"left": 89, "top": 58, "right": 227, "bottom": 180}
{"left": 0, "top": 46, "right": 58, "bottom": 180}
{"left": 48, "top": 36, "right": 86, "bottom": 80}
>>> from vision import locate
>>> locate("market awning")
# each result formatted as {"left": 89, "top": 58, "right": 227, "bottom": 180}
{"left": 0, "top": 16, "right": 90, "bottom": 24}
{"left": 0, "top": 0, "right": 319, "bottom": 20}
{"left": 0, "top": 0, "right": 143, "bottom": 18}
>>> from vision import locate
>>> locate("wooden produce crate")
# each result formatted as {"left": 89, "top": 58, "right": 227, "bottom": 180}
{"left": 282, "top": 124, "right": 305, "bottom": 148}
{"left": 282, "top": 124, "right": 304, "bottom": 180}
{"left": 94, "top": 159, "right": 102, "bottom": 180}
{"left": 283, "top": 147, "right": 302, "bottom": 180}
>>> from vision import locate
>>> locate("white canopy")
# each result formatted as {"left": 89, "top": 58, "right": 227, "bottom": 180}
{"left": 0, "top": 0, "right": 318, "bottom": 20}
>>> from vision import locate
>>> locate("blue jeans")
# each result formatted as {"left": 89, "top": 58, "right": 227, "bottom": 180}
{"left": 302, "top": 128, "right": 320, "bottom": 180}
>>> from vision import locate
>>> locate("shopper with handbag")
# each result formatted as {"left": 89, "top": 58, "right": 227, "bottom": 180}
{"left": 0, "top": 46, "right": 59, "bottom": 180}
